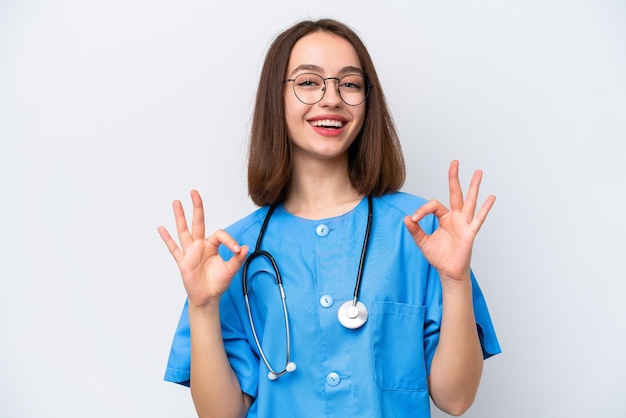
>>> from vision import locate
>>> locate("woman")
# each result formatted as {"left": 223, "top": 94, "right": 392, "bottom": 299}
{"left": 159, "top": 18, "right": 500, "bottom": 418}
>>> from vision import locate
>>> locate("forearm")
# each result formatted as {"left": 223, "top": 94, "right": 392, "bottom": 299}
{"left": 188, "top": 302, "right": 251, "bottom": 418}
{"left": 429, "top": 276, "right": 483, "bottom": 416}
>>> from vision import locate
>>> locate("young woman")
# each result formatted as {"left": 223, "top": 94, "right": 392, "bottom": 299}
{"left": 158, "top": 18, "right": 500, "bottom": 418}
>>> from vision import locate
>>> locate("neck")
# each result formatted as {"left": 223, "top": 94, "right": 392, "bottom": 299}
{"left": 284, "top": 155, "right": 363, "bottom": 220}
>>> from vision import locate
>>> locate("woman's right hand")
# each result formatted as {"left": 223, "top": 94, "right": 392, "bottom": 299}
{"left": 157, "top": 190, "right": 249, "bottom": 309}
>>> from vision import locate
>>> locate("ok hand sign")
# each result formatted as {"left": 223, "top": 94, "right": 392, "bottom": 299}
{"left": 158, "top": 190, "right": 249, "bottom": 309}
{"left": 404, "top": 161, "right": 495, "bottom": 283}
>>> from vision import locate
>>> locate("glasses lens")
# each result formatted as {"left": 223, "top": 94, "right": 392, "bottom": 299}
{"left": 338, "top": 74, "right": 368, "bottom": 106}
{"left": 293, "top": 73, "right": 325, "bottom": 105}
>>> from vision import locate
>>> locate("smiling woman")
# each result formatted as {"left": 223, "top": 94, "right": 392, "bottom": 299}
{"left": 158, "top": 18, "right": 499, "bottom": 418}
{"left": 2, "top": 1, "right": 625, "bottom": 417}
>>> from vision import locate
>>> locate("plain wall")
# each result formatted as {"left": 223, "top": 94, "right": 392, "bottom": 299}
{"left": 1, "top": 1, "right": 625, "bottom": 417}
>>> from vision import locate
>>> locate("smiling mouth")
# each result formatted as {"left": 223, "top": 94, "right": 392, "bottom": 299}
{"left": 310, "top": 119, "right": 344, "bottom": 129}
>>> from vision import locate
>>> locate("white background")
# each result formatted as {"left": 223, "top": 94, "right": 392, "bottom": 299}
{"left": 1, "top": 1, "right": 625, "bottom": 417}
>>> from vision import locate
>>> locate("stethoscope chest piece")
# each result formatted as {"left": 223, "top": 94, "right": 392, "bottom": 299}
{"left": 337, "top": 300, "right": 368, "bottom": 329}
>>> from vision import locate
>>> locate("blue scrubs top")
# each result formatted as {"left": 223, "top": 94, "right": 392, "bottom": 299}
{"left": 165, "top": 192, "right": 500, "bottom": 417}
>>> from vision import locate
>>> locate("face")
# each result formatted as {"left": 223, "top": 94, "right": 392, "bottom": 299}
{"left": 284, "top": 31, "right": 366, "bottom": 164}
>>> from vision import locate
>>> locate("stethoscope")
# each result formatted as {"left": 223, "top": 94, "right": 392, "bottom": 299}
{"left": 242, "top": 196, "right": 373, "bottom": 380}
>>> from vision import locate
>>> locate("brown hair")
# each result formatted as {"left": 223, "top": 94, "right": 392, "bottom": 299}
{"left": 248, "top": 18, "right": 405, "bottom": 206}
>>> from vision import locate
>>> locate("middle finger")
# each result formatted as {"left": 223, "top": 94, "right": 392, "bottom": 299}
{"left": 190, "top": 190, "right": 206, "bottom": 241}
{"left": 448, "top": 160, "right": 464, "bottom": 211}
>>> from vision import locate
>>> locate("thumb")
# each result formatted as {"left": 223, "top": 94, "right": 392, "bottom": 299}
{"left": 403, "top": 216, "right": 427, "bottom": 247}
{"left": 224, "top": 245, "right": 250, "bottom": 278}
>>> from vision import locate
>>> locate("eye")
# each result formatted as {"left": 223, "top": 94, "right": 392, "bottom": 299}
{"left": 340, "top": 75, "right": 364, "bottom": 90}
{"left": 295, "top": 74, "right": 323, "bottom": 89}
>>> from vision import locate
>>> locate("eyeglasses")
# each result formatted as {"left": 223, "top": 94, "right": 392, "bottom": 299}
{"left": 284, "top": 73, "right": 370, "bottom": 106}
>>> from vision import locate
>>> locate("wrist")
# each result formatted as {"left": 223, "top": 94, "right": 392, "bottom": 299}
{"left": 188, "top": 298, "right": 221, "bottom": 315}
{"left": 439, "top": 272, "right": 471, "bottom": 291}
{"left": 439, "top": 274, "right": 474, "bottom": 311}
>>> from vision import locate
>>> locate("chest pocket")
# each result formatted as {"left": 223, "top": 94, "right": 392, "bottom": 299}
{"left": 370, "top": 301, "right": 428, "bottom": 392}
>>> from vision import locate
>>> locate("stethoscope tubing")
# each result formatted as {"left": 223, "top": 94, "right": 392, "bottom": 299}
{"left": 241, "top": 196, "right": 372, "bottom": 379}
{"left": 352, "top": 196, "right": 373, "bottom": 304}
{"left": 243, "top": 282, "right": 293, "bottom": 378}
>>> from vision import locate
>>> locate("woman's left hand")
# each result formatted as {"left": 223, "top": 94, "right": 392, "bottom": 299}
{"left": 403, "top": 160, "right": 495, "bottom": 283}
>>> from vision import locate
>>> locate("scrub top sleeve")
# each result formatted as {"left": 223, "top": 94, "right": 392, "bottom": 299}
{"left": 219, "top": 289, "right": 260, "bottom": 399}
{"left": 470, "top": 270, "right": 501, "bottom": 358}
{"left": 422, "top": 267, "right": 501, "bottom": 377}
{"left": 163, "top": 287, "right": 260, "bottom": 397}
{"left": 423, "top": 264, "right": 442, "bottom": 376}
{"left": 164, "top": 299, "right": 191, "bottom": 386}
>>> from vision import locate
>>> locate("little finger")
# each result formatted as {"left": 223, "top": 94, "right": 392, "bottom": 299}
{"left": 471, "top": 195, "right": 496, "bottom": 232}
{"left": 157, "top": 226, "right": 184, "bottom": 264}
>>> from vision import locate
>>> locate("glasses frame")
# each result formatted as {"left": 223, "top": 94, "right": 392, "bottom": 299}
{"left": 284, "top": 73, "right": 371, "bottom": 106}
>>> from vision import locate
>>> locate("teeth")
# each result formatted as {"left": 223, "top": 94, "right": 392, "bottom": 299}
{"left": 311, "top": 119, "right": 344, "bottom": 128}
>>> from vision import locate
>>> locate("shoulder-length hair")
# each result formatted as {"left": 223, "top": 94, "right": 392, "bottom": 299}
{"left": 248, "top": 18, "right": 405, "bottom": 206}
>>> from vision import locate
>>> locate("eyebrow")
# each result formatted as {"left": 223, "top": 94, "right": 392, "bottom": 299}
{"left": 289, "top": 64, "right": 365, "bottom": 77}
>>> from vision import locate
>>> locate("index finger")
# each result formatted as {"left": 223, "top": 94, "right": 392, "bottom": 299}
{"left": 205, "top": 229, "right": 245, "bottom": 260}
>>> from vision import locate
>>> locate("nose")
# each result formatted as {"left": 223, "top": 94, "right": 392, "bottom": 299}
{"left": 319, "top": 77, "right": 342, "bottom": 106}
